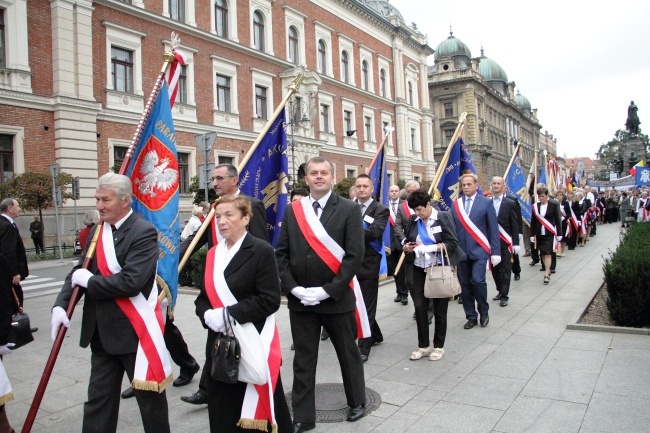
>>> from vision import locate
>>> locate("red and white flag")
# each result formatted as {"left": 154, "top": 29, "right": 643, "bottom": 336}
{"left": 165, "top": 49, "right": 187, "bottom": 108}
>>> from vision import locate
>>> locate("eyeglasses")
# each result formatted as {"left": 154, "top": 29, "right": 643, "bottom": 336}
{"left": 211, "top": 175, "right": 234, "bottom": 182}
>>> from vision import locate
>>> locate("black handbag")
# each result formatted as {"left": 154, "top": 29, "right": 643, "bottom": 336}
{"left": 210, "top": 308, "right": 240, "bottom": 384}
{"left": 8, "top": 287, "right": 34, "bottom": 349}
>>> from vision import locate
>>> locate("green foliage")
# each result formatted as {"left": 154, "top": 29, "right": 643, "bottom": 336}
{"left": 292, "top": 178, "right": 308, "bottom": 191}
{"left": 596, "top": 129, "right": 649, "bottom": 161}
{"left": 333, "top": 177, "right": 356, "bottom": 199}
{"left": 188, "top": 175, "right": 217, "bottom": 205}
{"left": 178, "top": 247, "right": 208, "bottom": 288}
{"left": 0, "top": 171, "right": 73, "bottom": 212}
{"left": 604, "top": 223, "right": 650, "bottom": 327}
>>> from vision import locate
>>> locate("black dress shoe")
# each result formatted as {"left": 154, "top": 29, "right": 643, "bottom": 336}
{"left": 514, "top": 274, "right": 520, "bottom": 281}
{"left": 464, "top": 319, "right": 478, "bottom": 329}
{"left": 540, "top": 267, "right": 545, "bottom": 271}
{"left": 457, "top": 296, "right": 463, "bottom": 304}
{"left": 173, "top": 362, "right": 200, "bottom": 387}
{"left": 293, "top": 422, "right": 315, "bottom": 433}
{"left": 121, "top": 387, "right": 135, "bottom": 399}
{"left": 480, "top": 314, "right": 489, "bottom": 327}
{"left": 291, "top": 343, "right": 295, "bottom": 350}
{"left": 529, "top": 260, "right": 539, "bottom": 266}
{"left": 360, "top": 354, "right": 368, "bottom": 363}
{"left": 493, "top": 293, "right": 502, "bottom": 301}
{"left": 401, "top": 295, "right": 408, "bottom": 305}
{"left": 500, "top": 299, "right": 508, "bottom": 307}
{"left": 320, "top": 329, "right": 330, "bottom": 341}
{"left": 346, "top": 404, "right": 366, "bottom": 421}
{"left": 180, "top": 390, "right": 208, "bottom": 405}
{"left": 551, "top": 269, "right": 556, "bottom": 274}
{"left": 30, "top": 327, "right": 38, "bottom": 333}
{"left": 394, "top": 295, "right": 402, "bottom": 302}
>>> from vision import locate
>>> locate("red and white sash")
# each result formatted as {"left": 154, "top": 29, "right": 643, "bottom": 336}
{"left": 453, "top": 200, "right": 491, "bottom": 255}
{"left": 532, "top": 203, "right": 558, "bottom": 250}
{"left": 95, "top": 222, "right": 173, "bottom": 392}
{"left": 498, "top": 225, "right": 514, "bottom": 253}
{"left": 401, "top": 201, "right": 413, "bottom": 218}
{"left": 203, "top": 244, "right": 281, "bottom": 432}
{"left": 292, "top": 198, "right": 371, "bottom": 339}
{"left": 209, "top": 202, "right": 220, "bottom": 246}
{"left": 0, "top": 359, "right": 13, "bottom": 406}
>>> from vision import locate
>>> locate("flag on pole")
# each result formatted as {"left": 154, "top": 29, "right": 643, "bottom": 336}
{"left": 504, "top": 145, "right": 532, "bottom": 225}
{"left": 124, "top": 81, "right": 180, "bottom": 306}
{"left": 239, "top": 110, "right": 289, "bottom": 247}
{"left": 538, "top": 164, "right": 547, "bottom": 186}
{"left": 367, "top": 142, "right": 389, "bottom": 278}
{"left": 436, "top": 138, "right": 480, "bottom": 212}
{"left": 165, "top": 49, "right": 187, "bottom": 108}
{"left": 629, "top": 160, "right": 645, "bottom": 176}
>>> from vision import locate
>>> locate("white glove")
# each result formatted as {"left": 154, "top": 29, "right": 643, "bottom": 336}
{"left": 302, "top": 287, "right": 330, "bottom": 306}
{"left": 204, "top": 308, "right": 226, "bottom": 332}
{"left": 513, "top": 245, "right": 521, "bottom": 255}
{"left": 71, "top": 268, "right": 94, "bottom": 288}
{"left": 0, "top": 343, "right": 15, "bottom": 356}
{"left": 530, "top": 237, "right": 535, "bottom": 243}
{"left": 290, "top": 286, "right": 310, "bottom": 302}
{"left": 490, "top": 255, "right": 502, "bottom": 267}
{"left": 414, "top": 244, "right": 437, "bottom": 255}
{"left": 556, "top": 236, "right": 563, "bottom": 242}
{"left": 51, "top": 306, "right": 71, "bottom": 341}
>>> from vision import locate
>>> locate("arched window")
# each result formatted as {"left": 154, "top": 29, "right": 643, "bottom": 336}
{"left": 288, "top": 26, "right": 299, "bottom": 65}
{"left": 341, "top": 50, "right": 349, "bottom": 83}
{"left": 361, "top": 60, "right": 369, "bottom": 90}
{"left": 215, "top": 0, "right": 228, "bottom": 38}
{"left": 253, "top": 11, "right": 265, "bottom": 51}
{"left": 318, "top": 39, "right": 327, "bottom": 74}
{"left": 379, "top": 69, "right": 386, "bottom": 97}
{"left": 408, "top": 81, "right": 413, "bottom": 106}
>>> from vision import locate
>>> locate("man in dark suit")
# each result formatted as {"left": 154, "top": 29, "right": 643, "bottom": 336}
{"left": 0, "top": 198, "right": 29, "bottom": 312}
{"left": 489, "top": 177, "right": 520, "bottom": 307}
{"left": 387, "top": 184, "right": 408, "bottom": 304}
{"left": 354, "top": 174, "right": 389, "bottom": 363}
{"left": 29, "top": 216, "right": 45, "bottom": 255}
{"left": 452, "top": 174, "right": 501, "bottom": 329}
{"left": 51, "top": 173, "right": 170, "bottom": 433}
{"left": 178, "top": 162, "right": 270, "bottom": 405}
{"left": 276, "top": 156, "right": 366, "bottom": 432}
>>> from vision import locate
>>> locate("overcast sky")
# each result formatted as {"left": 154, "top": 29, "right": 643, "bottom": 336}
{"left": 394, "top": 0, "right": 650, "bottom": 160}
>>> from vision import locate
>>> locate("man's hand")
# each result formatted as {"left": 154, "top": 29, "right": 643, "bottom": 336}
{"left": 51, "top": 306, "right": 71, "bottom": 341}
{"left": 0, "top": 343, "right": 15, "bottom": 356}
{"left": 530, "top": 236, "right": 535, "bottom": 244}
{"left": 71, "top": 269, "right": 93, "bottom": 288}
{"left": 12, "top": 274, "right": 20, "bottom": 285}
{"left": 204, "top": 308, "right": 226, "bottom": 332}
{"left": 556, "top": 236, "right": 563, "bottom": 242}
{"left": 513, "top": 245, "right": 521, "bottom": 255}
{"left": 301, "top": 287, "right": 330, "bottom": 306}
{"left": 490, "top": 255, "right": 502, "bottom": 267}
{"left": 290, "top": 286, "right": 310, "bottom": 302}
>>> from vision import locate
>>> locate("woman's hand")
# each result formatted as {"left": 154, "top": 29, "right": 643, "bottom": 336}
{"left": 204, "top": 308, "right": 226, "bottom": 332}
{"left": 403, "top": 242, "right": 417, "bottom": 253}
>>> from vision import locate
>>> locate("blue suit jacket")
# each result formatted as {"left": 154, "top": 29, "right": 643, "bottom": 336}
{"left": 452, "top": 194, "right": 500, "bottom": 261}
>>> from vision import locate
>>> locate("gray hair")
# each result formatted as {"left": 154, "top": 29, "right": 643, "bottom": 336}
{"left": 82, "top": 209, "right": 100, "bottom": 226}
{"left": 0, "top": 197, "right": 16, "bottom": 213}
{"left": 306, "top": 156, "right": 334, "bottom": 173}
{"left": 460, "top": 173, "right": 479, "bottom": 183}
{"left": 215, "top": 163, "right": 238, "bottom": 178}
{"left": 97, "top": 173, "right": 132, "bottom": 203}
{"left": 405, "top": 180, "right": 420, "bottom": 189}
{"left": 199, "top": 201, "right": 210, "bottom": 212}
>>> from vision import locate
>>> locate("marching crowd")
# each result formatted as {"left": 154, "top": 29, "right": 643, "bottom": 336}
{"left": 1, "top": 160, "right": 648, "bottom": 433}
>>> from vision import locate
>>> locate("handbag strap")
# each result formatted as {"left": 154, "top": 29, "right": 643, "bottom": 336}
{"left": 436, "top": 244, "right": 452, "bottom": 276}
{"left": 222, "top": 307, "right": 233, "bottom": 336}
{"left": 11, "top": 287, "right": 22, "bottom": 313}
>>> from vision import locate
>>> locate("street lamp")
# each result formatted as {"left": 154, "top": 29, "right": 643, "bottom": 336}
{"left": 287, "top": 97, "right": 310, "bottom": 190}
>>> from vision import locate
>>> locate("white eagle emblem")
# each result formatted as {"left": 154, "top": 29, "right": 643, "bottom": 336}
{"left": 134, "top": 150, "right": 179, "bottom": 197}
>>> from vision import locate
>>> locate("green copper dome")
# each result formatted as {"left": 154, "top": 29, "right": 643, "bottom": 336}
{"left": 478, "top": 48, "right": 508, "bottom": 83}
{"left": 434, "top": 30, "right": 471, "bottom": 61}
{"left": 364, "top": 0, "right": 404, "bottom": 22}
{"left": 515, "top": 91, "right": 531, "bottom": 111}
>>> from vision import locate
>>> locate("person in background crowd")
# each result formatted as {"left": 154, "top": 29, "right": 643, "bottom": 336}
{"left": 0, "top": 241, "right": 16, "bottom": 432}
{"left": 636, "top": 191, "right": 648, "bottom": 222}
{"left": 29, "top": 216, "right": 45, "bottom": 255}
{"left": 78, "top": 210, "right": 100, "bottom": 251}
{"left": 555, "top": 191, "right": 571, "bottom": 257}
{"left": 0, "top": 198, "right": 29, "bottom": 329}
{"left": 619, "top": 192, "right": 632, "bottom": 228}
{"left": 181, "top": 205, "right": 204, "bottom": 242}
{"left": 490, "top": 177, "right": 519, "bottom": 307}
{"left": 387, "top": 184, "right": 408, "bottom": 305}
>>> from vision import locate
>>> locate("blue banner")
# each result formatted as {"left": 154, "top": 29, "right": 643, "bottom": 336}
{"left": 125, "top": 82, "right": 180, "bottom": 306}
{"left": 367, "top": 144, "right": 389, "bottom": 277}
{"left": 437, "top": 138, "right": 480, "bottom": 212}
{"left": 504, "top": 146, "right": 532, "bottom": 224}
{"left": 636, "top": 166, "right": 650, "bottom": 186}
{"left": 239, "top": 110, "right": 289, "bottom": 247}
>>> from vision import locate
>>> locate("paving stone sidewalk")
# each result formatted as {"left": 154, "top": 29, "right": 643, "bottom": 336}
{"left": 5, "top": 222, "right": 649, "bottom": 432}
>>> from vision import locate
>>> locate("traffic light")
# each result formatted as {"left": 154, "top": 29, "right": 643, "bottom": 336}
{"left": 73, "top": 176, "right": 80, "bottom": 200}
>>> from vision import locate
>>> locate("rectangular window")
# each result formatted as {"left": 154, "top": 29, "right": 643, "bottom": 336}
{"left": 111, "top": 47, "right": 134, "bottom": 93}
{"left": 320, "top": 104, "right": 330, "bottom": 133}
{"left": 382, "top": 121, "right": 389, "bottom": 134}
{"left": 113, "top": 145, "right": 128, "bottom": 172}
{"left": 344, "top": 110, "right": 352, "bottom": 133}
{"left": 293, "top": 97, "right": 303, "bottom": 124}
{"left": 169, "top": 0, "right": 185, "bottom": 22}
{"left": 217, "top": 155, "right": 234, "bottom": 165}
{"left": 215, "top": 0, "right": 228, "bottom": 37}
{"left": 444, "top": 129, "right": 454, "bottom": 144}
{"left": 178, "top": 152, "right": 189, "bottom": 193}
{"left": 0, "top": 9, "right": 5, "bottom": 69}
{"left": 346, "top": 168, "right": 356, "bottom": 178}
{"left": 0, "top": 134, "right": 14, "bottom": 182}
{"left": 444, "top": 102, "right": 453, "bottom": 118}
{"left": 216, "top": 74, "right": 231, "bottom": 112}
{"left": 175, "top": 65, "right": 188, "bottom": 105}
{"left": 364, "top": 116, "right": 372, "bottom": 140}
{"left": 255, "top": 85, "right": 267, "bottom": 120}
{"left": 410, "top": 128, "right": 416, "bottom": 151}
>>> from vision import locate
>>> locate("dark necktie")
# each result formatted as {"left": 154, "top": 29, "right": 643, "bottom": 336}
{"left": 391, "top": 202, "right": 397, "bottom": 215}
{"left": 111, "top": 224, "right": 117, "bottom": 232}
{"left": 360, "top": 203, "right": 366, "bottom": 216}
{"left": 312, "top": 201, "right": 320, "bottom": 217}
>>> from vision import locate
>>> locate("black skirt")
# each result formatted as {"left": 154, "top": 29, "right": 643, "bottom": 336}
{"left": 536, "top": 234, "right": 555, "bottom": 255}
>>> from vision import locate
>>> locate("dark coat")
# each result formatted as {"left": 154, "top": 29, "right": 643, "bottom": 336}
{"left": 356, "top": 199, "right": 389, "bottom": 281}
{"left": 403, "top": 209, "right": 464, "bottom": 266}
{"left": 452, "top": 194, "right": 501, "bottom": 261}
{"left": 0, "top": 215, "right": 28, "bottom": 280}
{"left": 495, "top": 196, "right": 520, "bottom": 247}
{"left": 54, "top": 213, "right": 159, "bottom": 354}
{"left": 275, "top": 193, "right": 364, "bottom": 314}
{"left": 530, "top": 201, "right": 563, "bottom": 237}
{"left": 387, "top": 199, "right": 403, "bottom": 251}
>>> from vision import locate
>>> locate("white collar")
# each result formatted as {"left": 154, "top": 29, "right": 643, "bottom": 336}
{"left": 415, "top": 207, "right": 438, "bottom": 222}
{"left": 310, "top": 190, "right": 332, "bottom": 210}
{"left": 357, "top": 197, "right": 373, "bottom": 207}
{"left": 1, "top": 214, "right": 14, "bottom": 225}
{"left": 113, "top": 210, "right": 133, "bottom": 230}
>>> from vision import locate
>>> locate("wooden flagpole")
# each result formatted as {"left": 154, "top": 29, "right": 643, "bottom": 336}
{"left": 178, "top": 72, "right": 305, "bottom": 273}
{"left": 503, "top": 140, "right": 522, "bottom": 179}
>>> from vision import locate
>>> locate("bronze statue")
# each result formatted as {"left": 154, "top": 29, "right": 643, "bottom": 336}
{"left": 626, "top": 100, "right": 640, "bottom": 134}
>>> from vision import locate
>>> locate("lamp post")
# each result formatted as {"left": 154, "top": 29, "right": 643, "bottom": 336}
{"left": 287, "top": 97, "right": 309, "bottom": 190}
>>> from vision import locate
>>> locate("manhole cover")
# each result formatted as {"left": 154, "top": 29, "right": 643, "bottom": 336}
{"left": 285, "top": 383, "right": 381, "bottom": 423}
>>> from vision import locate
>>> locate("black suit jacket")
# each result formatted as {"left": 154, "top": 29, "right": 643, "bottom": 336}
{"left": 387, "top": 199, "right": 403, "bottom": 250}
{"left": 494, "top": 196, "right": 520, "bottom": 248}
{"left": 403, "top": 210, "right": 464, "bottom": 266}
{"left": 530, "top": 201, "right": 562, "bottom": 237}
{"left": 0, "top": 254, "right": 13, "bottom": 345}
{"left": 0, "top": 215, "right": 28, "bottom": 280}
{"left": 54, "top": 213, "right": 159, "bottom": 355}
{"left": 276, "top": 193, "right": 364, "bottom": 314}
{"left": 195, "top": 234, "right": 281, "bottom": 344}
{"left": 356, "top": 199, "right": 389, "bottom": 281}
{"left": 393, "top": 202, "right": 412, "bottom": 252}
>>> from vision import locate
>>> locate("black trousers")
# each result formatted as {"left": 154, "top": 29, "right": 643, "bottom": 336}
{"left": 32, "top": 237, "right": 44, "bottom": 254}
{"left": 164, "top": 318, "right": 197, "bottom": 374}
{"left": 532, "top": 247, "right": 556, "bottom": 270}
{"left": 491, "top": 247, "right": 512, "bottom": 299}
{"left": 567, "top": 230, "right": 578, "bottom": 249}
{"left": 357, "top": 277, "right": 382, "bottom": 356}
{"left": 290, "top": 310, "right": 365, "bottom": 423}
{"left": 512, "top": 253, "right": 521, "bottom": 276}
{"left": 387, "top": 249, "right": 408, "bottom": 296}
{"left": 411, "top": 266, "right": 448, "bottom": 348}
{"left": 85, "top": 336, "right": 170, "bottom": 433}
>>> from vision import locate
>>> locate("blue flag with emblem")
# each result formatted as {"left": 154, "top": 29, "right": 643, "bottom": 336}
{"left": 124, "top": 81, "right": 180, "bottom": 307}
{"left": 504, "top": 145, "right": 532, "bottom": 225}
{"left": 367, "top": 143, "right": 389, "bottom": 278}
{"left": 239, "top": 110, "right": 289, "bottom": 247}
{"left": 538, "top": 164, "right": 547, "bottom": 186}
{"left": 437, "top": 137, "right": 481, "bottom": 212}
